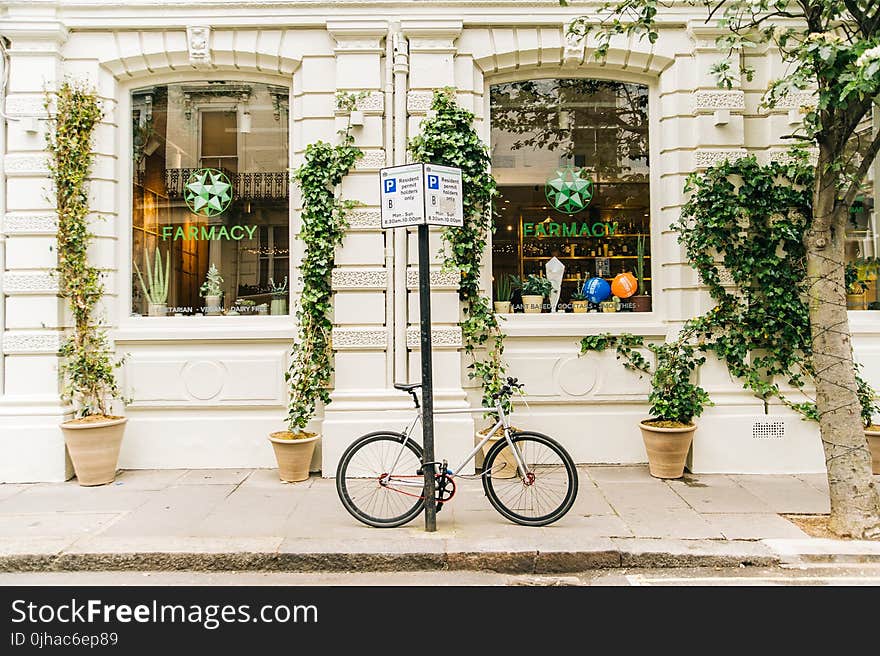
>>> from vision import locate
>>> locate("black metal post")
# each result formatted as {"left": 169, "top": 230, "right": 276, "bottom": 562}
{"left": 417, "top": 222, "right": 437, "bottom": 532}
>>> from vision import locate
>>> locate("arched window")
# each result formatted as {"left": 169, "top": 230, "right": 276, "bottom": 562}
{"left": 130, "top": 81, "right": 289, "bottom": 317}
{"left": 491, "top": 78, "right": 652, "bottom": 312}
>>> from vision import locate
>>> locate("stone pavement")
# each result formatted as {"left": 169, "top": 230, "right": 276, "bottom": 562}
{"left": 1, "top": 466, "right": 879, "bottom": 574}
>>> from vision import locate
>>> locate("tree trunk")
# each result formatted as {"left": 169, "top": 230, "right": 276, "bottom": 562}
{"left": 806, "top": 148, "right": 880, "bottom": 538}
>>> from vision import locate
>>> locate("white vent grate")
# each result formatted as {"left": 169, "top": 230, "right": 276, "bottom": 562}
{"left": 752, "top": 421, "right": 785, "bottom": 439}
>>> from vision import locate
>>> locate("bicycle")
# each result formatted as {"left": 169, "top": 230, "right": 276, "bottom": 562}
{"left": 336, "top": 377, "right": 578, "bottom": 528}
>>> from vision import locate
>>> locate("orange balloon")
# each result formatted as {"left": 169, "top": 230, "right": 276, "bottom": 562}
{"left": 611, "top": 272, "right": 638, "bottom": 299}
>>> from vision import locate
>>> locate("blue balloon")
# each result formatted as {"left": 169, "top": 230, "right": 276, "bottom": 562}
{"left": 583, "top": 277, "right": 611, "bottom": 303}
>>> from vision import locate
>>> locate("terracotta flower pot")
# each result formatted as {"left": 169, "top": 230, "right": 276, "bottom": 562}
{"left": 521, "top": 294, "right": 544, "bottom": 313}
{"left": 571, "top": 300, "right": 588, "bottom": 313}
{"left": 639, "top": 420, "right": 696, "bottom": 479}
{"left": 269, "top": 431, "right": 318, "bottom": 482}
{"left": 494, "top": 301, "right": 511, "bottom": 314}
{"left": 477, "top": 426, "right": 519, "bottom": 479}
{"left": 60, "top": 416, "right": 128, "bottom": 486}
{"left": 866, "top": 427, "right": 880, "bottom": 475}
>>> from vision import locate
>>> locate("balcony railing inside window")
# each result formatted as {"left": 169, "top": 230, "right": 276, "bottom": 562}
{"left": 163, "top": 167, "right": 289, "bottom": 201}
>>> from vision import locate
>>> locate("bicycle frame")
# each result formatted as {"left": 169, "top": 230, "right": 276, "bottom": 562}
{"left": 382, "top": 399, "right": 528, "bottom": 488}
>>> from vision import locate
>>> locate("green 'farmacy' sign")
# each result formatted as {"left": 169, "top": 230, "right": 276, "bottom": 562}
{"left": 161, "top": 225, "right": 258, "bottom": 241}
{"left": 523, "top": 221, "right": 618, "bottom": 238}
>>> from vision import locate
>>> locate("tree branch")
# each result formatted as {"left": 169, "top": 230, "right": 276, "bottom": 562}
{"left": 843, "top": 127, "right": 880, "bottom": 208}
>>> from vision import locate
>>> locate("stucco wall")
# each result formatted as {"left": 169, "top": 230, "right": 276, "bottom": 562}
{"left": 0, "top": 1, "right": 873, "bottom": 482}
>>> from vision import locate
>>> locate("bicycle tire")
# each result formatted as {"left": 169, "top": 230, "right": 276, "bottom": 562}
{"left": 482, "top": 431, "right": 578, "bottom": 526}
{"left": 336, "top": 431, "right": 425, "bottom": 528}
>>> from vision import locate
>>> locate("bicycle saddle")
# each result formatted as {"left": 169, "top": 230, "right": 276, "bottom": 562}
{"left": 393, "top": 382, "right": 422, "bottom": 392}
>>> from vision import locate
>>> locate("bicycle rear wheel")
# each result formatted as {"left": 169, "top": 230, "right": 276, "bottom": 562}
{"left": 336, "top": 432, "right": 425, "bottom": 528}
{"left": 482, "top": 431, "right": 578, "bottom": 526}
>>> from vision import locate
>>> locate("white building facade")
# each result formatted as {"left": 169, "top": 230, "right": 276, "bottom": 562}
{"left": 0, "top": 0, "right": 877, "bottom": 483}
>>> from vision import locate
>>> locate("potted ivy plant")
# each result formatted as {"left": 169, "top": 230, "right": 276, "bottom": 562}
{"left": 580, "top": 329, "right": 711, "bottom": 478}
{"left": 270, "top": 96, "right": 363, "bottom": 482}
{"left": 199, "top": 263, "right": 223, "bottom": 316}
{"left": 134, "top": 246, "right": 170, "bottom": 316}
{"left": 521, "top": 274, "right": 552, "bottom": 314}
{"left": 632, "top": 234, "right": 652, "bottom": 312}
{"left": 49, "top": 81, "right": 127, "bottom": 486}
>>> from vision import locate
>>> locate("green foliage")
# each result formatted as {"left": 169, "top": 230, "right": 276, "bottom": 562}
{"left": 679, "top": 154, "right": 814, "bottom": 407}
{"left": 580, "top": 329, "right": 711, "bottom": 425}
{"left": 134, "top": 247, "right": 170, "bottom": 304}
{"left": 286, "top": 98, "right": 363, "bottom": 431}
{"left": 199, "top": 264, "right": 223, "bottom": 298}
{"left": 522, "top": 274, "right": 553, "bottom": 297}
{"left": 678, "top": 154, "right": 876, "bottom": 425}
{"left": 408, "top": 88, "right": 510, "bottom": 411}
{"left": 634, "top": 233, "right": 648, "bottom": 295}
{"left": 47, "top": 81, "right": 121, "bottom": 418}
{"left": 494, "top": 274, "right": 516, "bottom": 303}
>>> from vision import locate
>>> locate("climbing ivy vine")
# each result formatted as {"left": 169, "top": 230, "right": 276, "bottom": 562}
{"left": 582, "top": 153, "right": 879, "bottom": 427}
{"left": 408, "top": 88, "right": 509, "bottom": 411}
{"left": 47, "top": 81, "right": 121, "bottom": 418}
{"left": 679, "top": 154, "right": 878, "bottom": 424}
{"left": 286, "top": 94, "right": 363, "bottom": 432}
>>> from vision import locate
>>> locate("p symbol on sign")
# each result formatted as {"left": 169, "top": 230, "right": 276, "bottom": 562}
{"left": 384, "top": 178, "right": 397, "bottom": 193}
{"left": 427, "top": 175, "right": 439, "bottom": 190}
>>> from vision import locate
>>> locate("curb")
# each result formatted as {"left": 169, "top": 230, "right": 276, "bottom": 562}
{"left": 0, "top": 539, "right": 782, "bottom": 574}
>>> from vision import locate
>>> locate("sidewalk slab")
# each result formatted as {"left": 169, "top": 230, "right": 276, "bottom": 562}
{"left": 703, "top": 513, "right": 809, "bottom": 540}
{"left": 615, "top": 508, "right": 724, "bottom": 539}
{"left": 0, "top": 512, "right": 120, "bottom": 538}
{"left": 666, "top": 476, "right": 772, "bottom": 514}
{"left": 729, "top": 475, "right": 830, "bottom": 514}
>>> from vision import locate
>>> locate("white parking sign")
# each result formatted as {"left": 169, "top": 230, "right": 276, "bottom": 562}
{"left": 380, "top": 163, "right": 463, "bottom": 229}
{"left": 380, "top": 164, "right": 426, "bottom": 228}
{"left": 424, "top": 164, "right": 463, "bottom": 227}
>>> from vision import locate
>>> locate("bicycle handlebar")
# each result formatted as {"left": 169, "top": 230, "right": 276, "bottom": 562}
{"left": 493, "top": 377, "right": 524, "bottom": 402}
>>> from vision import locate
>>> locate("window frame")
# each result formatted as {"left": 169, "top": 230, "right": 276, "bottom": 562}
{"left": 484, "top": 70, "right": 665, "bottom": 336}
{"left": 116, "top": 73, "right": 295, "bottom": 340}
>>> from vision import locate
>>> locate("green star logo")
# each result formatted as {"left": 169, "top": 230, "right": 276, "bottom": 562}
{"left": 545, "top": 166, "right": 593, "bottom": 214}
{"left": 184, "top": 168, "right": 233, "bottom": 217}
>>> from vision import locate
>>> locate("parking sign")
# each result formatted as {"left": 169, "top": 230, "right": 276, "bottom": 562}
{"left": 379, "top": 163, "right": 463, "bottom": 229}
{"left": 380, "top": 164, "right": 426, "bottom": 228}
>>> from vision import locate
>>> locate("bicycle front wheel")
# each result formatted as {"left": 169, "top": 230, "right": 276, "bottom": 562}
{"left": 482, "top": 431, "right": 578, "bottom": 526}
{"left": 336, "top": 432, "right": 425, "bottom": 528}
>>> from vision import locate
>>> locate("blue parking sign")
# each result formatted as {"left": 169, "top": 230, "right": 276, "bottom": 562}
{"left": 384, "top": 178, "right": 397, "bottom": 193}
{"left": 427, "top": 174, "right": 439, "bottom": 189}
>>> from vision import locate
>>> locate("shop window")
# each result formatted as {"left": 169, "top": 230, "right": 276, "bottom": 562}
{"left": 130, "top": 81, "right": 289, "bottom": 317}
{"left": 845, "top": 109, "right": 879, "bottom": 311}
{"left": 490, "top": 79, "right": 651, "bottom": 313}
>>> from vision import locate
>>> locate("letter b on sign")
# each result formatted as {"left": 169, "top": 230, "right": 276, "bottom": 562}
{"left": 384, "top": 178, "right": 396, "bottom": 193}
